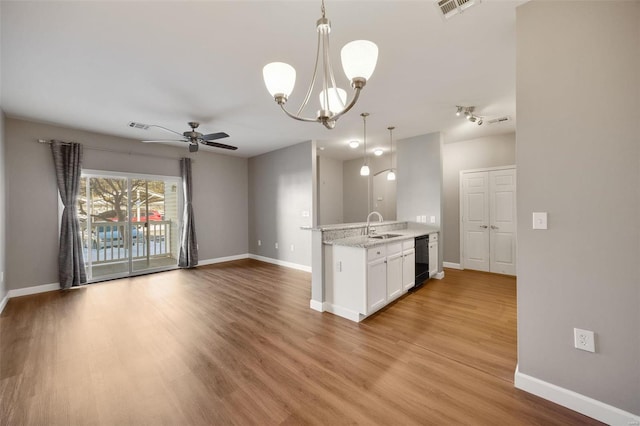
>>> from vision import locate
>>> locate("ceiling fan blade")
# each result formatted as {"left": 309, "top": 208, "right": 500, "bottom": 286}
{"left": 200, "top": 140, "right": 238, "bottom": 150}
{"left": 141, "top": 139, "right": 188, "bottom": 143}
{"left": 202, "top": 132, "right": 229, "bottom": 141}
{"left": 146, "top": 125, "right": 184, "bottom": 137}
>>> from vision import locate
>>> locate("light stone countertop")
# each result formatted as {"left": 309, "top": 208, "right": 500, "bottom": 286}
{"left": 325, "top": 228, "right": 438, "bottom": 248}
{"left": 312, "top": 221, "right": 406, "bottom": 232}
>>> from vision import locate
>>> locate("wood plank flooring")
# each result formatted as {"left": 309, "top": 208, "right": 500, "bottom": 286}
{"left": 0, "top": 259, "right": 601, "bottom": 425}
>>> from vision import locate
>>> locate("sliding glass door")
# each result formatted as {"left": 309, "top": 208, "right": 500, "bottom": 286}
{"left": 77, "top": 171, "right": 181, "bottom": 281}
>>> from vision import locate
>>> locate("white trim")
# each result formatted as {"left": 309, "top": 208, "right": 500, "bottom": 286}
{"left": 8, "top": 282, "right": 60, "bottom": 298}
{"left": 459, "top": 164, "right": 516, "bottom": 174}
{"left": 443, "top": 262, "right": 462, "bottom": 269}
{"left": 309, "top": 299, "right": 324, "bottom": 312}
{"left": 434, "top": 271, "right": 445, "bottom": 280}
{"left": 514, "top": 365, "right": 640, "bottom": 426}
{"left": 324, "top": 303, "right": 362, "bottom": 322}
{"left": 248, "top": 254, "right": 312, "bottom": 273}
{"left": 197, "top": 253, "right": 249, "bottom": 266}
{"left": 0, "top": 293, "right": 9, "bottom": 314}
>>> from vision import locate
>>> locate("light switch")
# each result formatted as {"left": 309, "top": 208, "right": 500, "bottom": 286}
{"left": 420, "top": 215, "right": 427, "bottom": 223}
{"left": 533, "top": 212, "right": 548, "bottom": 230}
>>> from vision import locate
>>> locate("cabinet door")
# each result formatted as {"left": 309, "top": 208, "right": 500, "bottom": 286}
{"left": 402, "top": 249, "right": 415, "bottom": 290}
{"left": 429, "top": 242, "right": 438, "bottom": 277}
{"left": 367, "top": 258, "right": 387, "bottom": 314}
{"left": 386, "top": 252, "right": 403, "bottom": 300}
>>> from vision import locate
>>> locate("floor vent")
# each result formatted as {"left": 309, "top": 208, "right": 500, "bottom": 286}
{"left": 128, "top": 121, "right": 150, "bottom": 130}
{"left": 436, "top": 0, "right": 481, "bottom": 20}
{"left": 487, "top": 116, "right": 511, "bottom": 125}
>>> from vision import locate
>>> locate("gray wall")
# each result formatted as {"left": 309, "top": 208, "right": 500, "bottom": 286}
{"left": 396, "top": 132, "right": 443, "bottom": 226}
{"left": 396, "top": 132, "right": 443, "bottom": 271}
{"left": 517, "top": 0, "right": 639, "bottom": 414}
{"left": 0, "top": 111, "right": 6, "bottom": 301}
{"left": 318, "top": 155, "right": 343, "bottom": 225}
{"left": 342, "top": 153, "right": 395, "bottom": 223}
{"left": 248, "top": 141, "right": 313, "bottom": 267}
{"left": 4, "top": 118, "right": 248, "bottom": 290}
{"left": 442, "top": 133, "right": 515, "bottom": 264}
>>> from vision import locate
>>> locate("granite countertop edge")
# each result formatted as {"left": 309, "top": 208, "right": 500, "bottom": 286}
{"left": 326, "top": 228, "right": 438, "bottom": 248}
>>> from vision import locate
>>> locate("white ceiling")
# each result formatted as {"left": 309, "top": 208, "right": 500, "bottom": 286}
{"left": 1, "top": 0, "right": 524, "bottom": 160}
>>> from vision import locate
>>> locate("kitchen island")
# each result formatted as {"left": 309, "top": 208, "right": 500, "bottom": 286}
{"left": 310, "top": 221, "right": 440, "bottom": 322}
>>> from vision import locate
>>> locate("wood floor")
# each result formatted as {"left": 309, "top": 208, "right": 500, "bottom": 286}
{"left": 0, "top": 259, "right": 601, "bottom": 425}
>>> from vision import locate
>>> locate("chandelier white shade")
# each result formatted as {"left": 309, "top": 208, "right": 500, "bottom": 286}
{"left": 262, "top": 0, "right": 378, "bottom": 129}
{"left": 263, "top": 62, "right": 296, "bottom": 98}
{"left": 341, "top": 40, "right": 379, "bottom": 81}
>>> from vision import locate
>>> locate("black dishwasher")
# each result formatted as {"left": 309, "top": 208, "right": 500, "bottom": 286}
{"left": 414, "top": 234, "right": 430, "bottom": 289}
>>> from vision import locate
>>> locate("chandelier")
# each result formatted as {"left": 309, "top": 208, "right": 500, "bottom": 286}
{"left": 262, "top": 0, "right": 379, "bottom": 130}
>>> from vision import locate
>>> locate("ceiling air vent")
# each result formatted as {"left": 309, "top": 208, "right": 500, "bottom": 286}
{"left": 128, "top": 121, "right": 150, "bottom": 130}
{"left": 487, "top": 116, "right": 511, "bottom": 125}
{"left": 436, "top": 0, "right": 481, "bottom": 20}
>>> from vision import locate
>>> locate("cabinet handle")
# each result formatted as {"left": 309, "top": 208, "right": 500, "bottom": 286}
{"left": 480, "top": 225, "right": 488, "bottom": 229}
{"left": 491, "top": 225, "right": 499, "bottom": 230}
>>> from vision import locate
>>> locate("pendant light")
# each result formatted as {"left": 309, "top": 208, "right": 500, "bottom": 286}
{"left": 360, "top": 113, "right": 370, "bottom": 176}
{"left": 387, "top": 126, "right": 396, "bottom": 181}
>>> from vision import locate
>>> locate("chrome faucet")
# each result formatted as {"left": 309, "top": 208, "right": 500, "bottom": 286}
{"left": 365, "top": 211, "right": 384, "bottom": 236}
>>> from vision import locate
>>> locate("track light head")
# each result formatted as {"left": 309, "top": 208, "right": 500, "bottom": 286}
{"left": 477, "top": 119, "right": 483, "bottom": 125}
{"left": 468, "top": 115, "right": 477, "bottom": 123}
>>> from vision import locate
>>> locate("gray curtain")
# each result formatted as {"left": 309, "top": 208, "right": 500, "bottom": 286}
{"left": 50, "top": 141, "right": 87, "bottom": 288}
{"left": 179, "top": 157, "right": 198, "bottom": 268}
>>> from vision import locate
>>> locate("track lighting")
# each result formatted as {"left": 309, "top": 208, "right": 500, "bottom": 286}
{"left": 456, "top": 106, "right": 484, "bottom": 126}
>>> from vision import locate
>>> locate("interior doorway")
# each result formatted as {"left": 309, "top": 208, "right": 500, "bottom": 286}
{"left": 76, "top": 170, "right": 181, "bottom": 281}
{"left": 460, "top": 166, "right": 516, "bottom": 275}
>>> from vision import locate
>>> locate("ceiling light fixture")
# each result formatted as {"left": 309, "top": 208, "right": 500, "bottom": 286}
{"left": 262, "top": 0, "right": 378, "bottom": 130}
{"left": 374, "top": 148, "right": 383, "bottom": 156}
{"left": 457, "top": 106, "right": 484, "bottom": 126}
{"left": 360, "top": 113, "right": 370, "bottom": 176}
{"left": 349, "top": 140, "right": 360, "bottom": 149}
{"left": 387, "top": 126, "right": 396, "bottom": 181}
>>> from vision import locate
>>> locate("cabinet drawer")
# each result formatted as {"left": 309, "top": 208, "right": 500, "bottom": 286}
{"left": 387, "top": 242, "right": 402, "bottom": 255}
{"left": 429, "top": 233, "right": 438, "bottom": 242}
{"left": 402, "top": 239, "right": 415, "bottom": 250}
{"left": 367, "top": 246, "right": 386, "bottom": 262}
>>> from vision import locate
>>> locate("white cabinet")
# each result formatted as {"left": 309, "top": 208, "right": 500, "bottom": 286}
{"left": 403, "top": 248, "right": 416, "bottom": 290}
{"left": 330, "top": 237, "right": 417, "bottom": 322}
{"left": 428, "top": 233, "right": 438, "bottom": 278}
{"left": 367, "top": 257, "right": 387, "bottom": 313}
{"left": 386, "top": 243, "right": 403, "bottom": 301}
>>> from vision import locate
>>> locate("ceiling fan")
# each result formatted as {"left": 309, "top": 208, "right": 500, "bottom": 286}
{"left": 129, "top": 121, "right": 237, "bottom": 152}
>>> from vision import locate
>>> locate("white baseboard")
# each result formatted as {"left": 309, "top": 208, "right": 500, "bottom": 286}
{"left": 434, "top": 271, "right": 445, "bottom": 280}
{"left": 324, "top": 303, "right": 361, "bottom": 322}
{"left": 248, "top": 254, "right": 312, "bottom": 273}
{"left": 309, "top": 299, "right": 324, "bottom": 312}
{"left": 198, "top": 253, "right": 249, "bottom": 266}
{"left": 514, "top": 364, "right": 640, "bottom": 425}
{"left": 8, "top": 282, "right": 60, "bottom": 298}
{"left": 443, "top": 262, "right": 462, "bottom": 269}
{"left": 0, "top": 292, "right": 8, "bottom": 314}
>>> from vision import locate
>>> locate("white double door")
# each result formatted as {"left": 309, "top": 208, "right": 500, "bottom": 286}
{"left": 461, "top": 167, "right": 516, "bottom": 275}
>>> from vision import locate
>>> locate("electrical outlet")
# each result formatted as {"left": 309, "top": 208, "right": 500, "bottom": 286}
{"left": 275, "top": 242, "right": 278, "bottom": 249}
{"left": 574, "top": 328, "right": 595, "bottom": 353}
{"left": 430, "top": 216, "right": 436, "bottom": 224}
{"left": 421, "top": 215, "right": 427, "bottom": 223}
{"left": 290, "top": 244, "right": 294, "bottom": 252}
{"left": 416, "top": 215, "right": 421, "bottom": 222}
{"left": 257, "top": 240, "right": 261, "bottom": 246}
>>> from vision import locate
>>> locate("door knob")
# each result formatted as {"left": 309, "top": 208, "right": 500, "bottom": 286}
{"left": 480, "top": 225, "right": 488, "bottom": 229}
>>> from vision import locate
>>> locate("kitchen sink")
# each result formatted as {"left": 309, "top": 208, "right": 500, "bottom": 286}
{"left": 369, "top": 233, "right": 403, "bottom": 239}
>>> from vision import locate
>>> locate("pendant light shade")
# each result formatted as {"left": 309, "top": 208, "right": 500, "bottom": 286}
{"left": 263, "top": 62, "right": 296, "bottom": 98}
{"left": 319, "top": 88, "right": 347, "bottom": 114}
{"left": 360, "top": 165, "right": 370, "bottom": 176}
{"left": 387, "top": 170, "right": 396, "bottom": 181}
{"left": 341, "top": 40, "right": 379, "bottom": 81}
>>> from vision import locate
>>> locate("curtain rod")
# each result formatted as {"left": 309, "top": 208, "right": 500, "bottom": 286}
{"left": 37, "top": 139, "right": 194, "bottom": 162}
